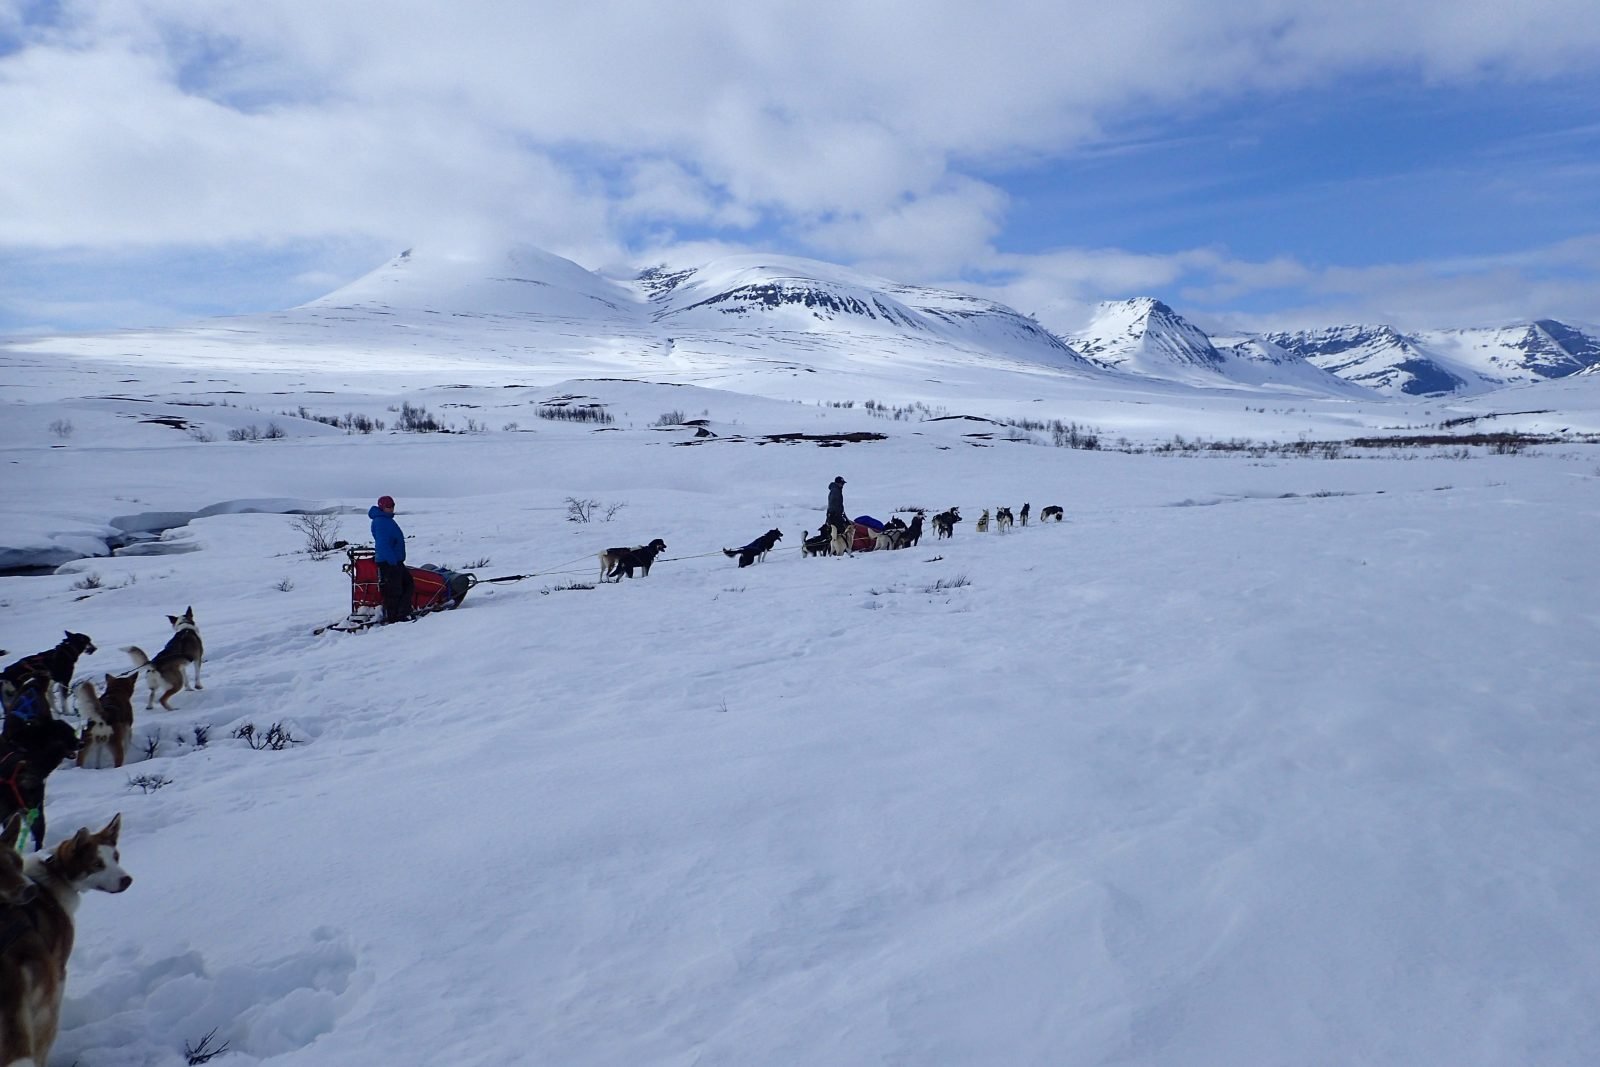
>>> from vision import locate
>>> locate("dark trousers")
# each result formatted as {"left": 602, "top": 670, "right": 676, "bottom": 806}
{"left": 378, "top": 562, "right": 414, "bottom": 622}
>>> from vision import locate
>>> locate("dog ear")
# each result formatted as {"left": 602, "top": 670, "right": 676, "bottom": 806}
{"left": 100, "top": 813, "right": 122, "bottom": 843}
{"left": 167, "top": 615, "right": 179, "bottom": 627}
{"left": 184, "top": 606, "right": 194, "bottom": 620}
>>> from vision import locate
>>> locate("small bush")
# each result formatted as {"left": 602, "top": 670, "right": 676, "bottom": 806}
{"left": 192, "top": 724, "right": 210, "bottom": 748}
{"left": 537, "top": 405, "right": 614, "bottom": 424}
{"left": 49, "top": 418, "right": 74, "bottom": 439}
{"left": 72, "top": 572, "right": 104, "bottom": 590}
{"left": 922, "top": 575, "right": 971, "bottom": 593}
{"left": 541, "top": 580, "right": 596, "bottom": 594}
{"left": 395, "top": 402, "right": 442, "bottom": 433}
{"left": 234, "top": 722, "right": 302, "bottom": 750}
{"left": 275, "top": 577, "right": 294, "bottom": 592}
{"left": 128, "top": 773, "right": 173, "bottom": 794}
{"left": 653, "top": 410, "right": 687, "bottom": 426}
{"left": 187, "top": 425, "right": 215, "bottom": 442}
{"left": 289, "top": 513, "right": 343, "bottom": 558}
{"left": 186, "top": 1028, "right": 231, "bottom": 1064}
{"left": 228, "top": 425, "right": 260, "bottom": 442}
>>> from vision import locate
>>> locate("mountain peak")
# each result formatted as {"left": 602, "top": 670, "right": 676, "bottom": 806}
{"left": 1072, "top": 297, "right": 1223, "bottom": 375}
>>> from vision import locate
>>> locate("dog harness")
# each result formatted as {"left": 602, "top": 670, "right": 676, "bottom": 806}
{"left": 0, "top": 749, "right": 40, "bottom": 854}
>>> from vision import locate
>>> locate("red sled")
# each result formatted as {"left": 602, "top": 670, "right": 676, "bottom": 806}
{"left": 343, "top": 546, "right": 475, "bottom": 624}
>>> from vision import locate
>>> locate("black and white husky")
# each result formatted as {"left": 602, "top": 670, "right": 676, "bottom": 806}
{"left": 124, "top": 606, "right": 204, "bottom": 711}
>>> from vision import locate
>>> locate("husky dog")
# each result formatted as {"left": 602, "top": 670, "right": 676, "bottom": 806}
{"left": 1019, "top": 503, "right": 1031, "bottom": 526}
{"left": 1040, "top": 505, "right": 1064, "bottom": 522}
{"left": 124, "top": 606, "right": 204, "bottom": 711}
{"left": 827, "top": 522, "right": 857, "bottom": 556}
{"left": 2, "top": 631, "right": 97, "bottom": 718}
{"left": 723, "top": 529, "right": 783, "bottom": 568}
{"left": 800, "top": 528, "right": 831, "bottom": 557}
{"left": 75, "top": 673, "right": 137, "bottom": 770}
{"left": 932, "top": 508, "right": 962, "bottom": 539}
{"left": 0, "top": 704, "right": 81, "bottom": 850}
{"left": 599, "top": 539, "right": 667, "bottom": 581}
{"left": 975, "top": 509, "right": 990, "bottom": 533}
{"left": 0, "top": 814, "right": 132, "bottom": 1067}
{"left": 995, "top": 507, "right": 1014, "bottom": 532}
{"left": 902, "top": 513, "right": 924, "bottom": 548}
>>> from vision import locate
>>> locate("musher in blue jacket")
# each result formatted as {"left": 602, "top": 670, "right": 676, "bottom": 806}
{"left": 370, "top": 495, "right": 413, "bottom": 623}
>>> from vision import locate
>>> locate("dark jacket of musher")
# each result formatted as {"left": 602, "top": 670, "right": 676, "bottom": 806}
{"left": 369, "top": 506, "right": 407, "bottom": 565}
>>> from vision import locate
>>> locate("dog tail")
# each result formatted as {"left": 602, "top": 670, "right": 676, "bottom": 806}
{"left": 723, "top": 548, "right": 738, "bottom": 558}
{"left": 75, "top": 679, "right": 100, "bottom": 713}
{"left": 123, "top": 645, "right": 151, "bottom": 670}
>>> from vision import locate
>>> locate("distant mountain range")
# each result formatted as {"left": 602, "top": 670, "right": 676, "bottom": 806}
{"left": 1073, "top": 298, "right": 1600, "bottom": 398}
{"left": 19, "top": 244, "right": 1600, "bottom": 401}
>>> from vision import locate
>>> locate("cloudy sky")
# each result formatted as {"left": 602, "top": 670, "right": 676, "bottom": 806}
{"left": 3, "top": 0, "right": 1599, "bottom": 337}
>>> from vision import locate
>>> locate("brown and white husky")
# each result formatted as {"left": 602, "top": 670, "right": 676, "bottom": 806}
{"left": 124, "top": 606, "right": 204, "bottom": 710}
{"left": 75, "top": 673, "right": 137, "bottom": 769}
{"left": 0, "top": 814, "right": 132, "bottom": 1067}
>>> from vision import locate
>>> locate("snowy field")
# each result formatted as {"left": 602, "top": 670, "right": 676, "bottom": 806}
{"left": 3, "top": 347, "right": 1600, "bottom": 1065}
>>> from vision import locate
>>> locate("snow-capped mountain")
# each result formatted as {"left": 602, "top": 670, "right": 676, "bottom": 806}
{"left": 1070, "top": 298, "right": 1225, "bottom": 381}
{"left": 1263, "top": 325, "right": 1468, "bottom": 397}
{"left": 1211, "top": 336, "right": 1374, "bottom": 397}
{"left": 642, "top": 254, "right": 1090, "bottom": 369}
{"left": 10, "top": 240, "right": 1600, "bottom": 405}
{"left": 1266, "top": 321, "right": 1600, "bottom": 397}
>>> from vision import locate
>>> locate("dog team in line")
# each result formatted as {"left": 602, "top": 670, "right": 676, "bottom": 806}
{"left": 602, "top": 478, "right": 1067, "bottom": 582}
{"left": 0, "top": 611, "right": 202, "bottom": 1063}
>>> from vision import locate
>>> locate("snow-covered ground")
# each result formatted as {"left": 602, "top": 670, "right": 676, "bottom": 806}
{"left": 4, "top": 328, "right": 1600, "bottom": 1065}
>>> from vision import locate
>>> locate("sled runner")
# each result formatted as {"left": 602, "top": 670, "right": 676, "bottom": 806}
{"left": 318, "top": 546, "right": 477, "bottom": 634}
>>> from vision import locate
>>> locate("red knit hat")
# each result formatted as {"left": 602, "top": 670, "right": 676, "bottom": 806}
{"left": 377, "top": 495, "right": 395, "bottom": 510}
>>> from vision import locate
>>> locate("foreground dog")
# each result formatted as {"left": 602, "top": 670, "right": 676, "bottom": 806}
{"left": 599, "top": 539, "right": 667, "bottom": 581}
{"left": 1019, "top": 503, "right": 1031, "bottom": 526}
{"left": 800, "top": 528, "right": 831, "bottom": 558}
{"left": 123, "top": 607, "right": 204, "bottom": 711}
{"left": 995, "top": 507, "right": 1014, "bottom": 532}
{"left": 902, "top": 513, "right": 924, "bottom": 548}
{"left": 1, "top": 632, "right": 97, "bottom": 718}
{"left": 932, "top": 508, "right": 962, "bottom": 539}
{"left": 75, "top": 674, "right": 137, "bottom": 770}
{"left": 0, "top": 705, "right": 81, "bottom": 850}
{"left": 0, "top": 814, "right": 132, "bottom": 1067}
{"left": 723, "top": 528, "right": 783, "bottom": 568}
{"left": 1041, "top": 505, "right": 1064, "bottom": 522}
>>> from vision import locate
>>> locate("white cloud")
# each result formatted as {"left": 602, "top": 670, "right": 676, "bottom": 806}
{"left": 3, "top": 0, "right": 1599, "bottom": 329}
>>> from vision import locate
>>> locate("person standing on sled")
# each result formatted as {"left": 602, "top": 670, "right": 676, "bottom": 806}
{"left": 825, "top": 475, "right": 848, "bottom": 532}
{"left": 370, "top": 495, "right": 413, "bottom": 624}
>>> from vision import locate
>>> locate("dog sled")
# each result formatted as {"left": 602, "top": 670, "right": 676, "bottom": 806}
{"left": 316, "top": 546, "right": 478, "bottom": 634}
{"left": 849, "top": 515, "right": 887, "bottom": 552}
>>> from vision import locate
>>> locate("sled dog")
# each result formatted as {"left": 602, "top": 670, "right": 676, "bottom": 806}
{"left": 723, "top": 529, "right": 783, "bottom": 568}
{"left": 975, "top": 509, "right": 990, "bottom": 533}
{"left": 1, "top": 632, "right": 96, "bottom": 718}
{"left": 0, "top": 708, "right": 81, "bottom": 851}
{"left": 995, "top": 507, "right": 1014, "bottom": 532}
{"left": 123, "top": 607, "right": 204, "bottom": 711}
{"left": 1019, "top": 503, "right": 1031, "bottom": 526}
{"left": 75, "top": 673, "right": 136, "bottom": 769}
{"left": 932, "top": 508, "right": 962, "bottom": 538}
{"left": 0, "top": 814, "right": 132, "bottom": 1067}
{"left": 599, "top": 539, "right": 667, "bottom": 581}
{"left": 1040, "top": 505, "right": 1064, "bottom": 522}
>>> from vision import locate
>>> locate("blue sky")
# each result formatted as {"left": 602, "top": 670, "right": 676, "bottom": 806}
{"left": 3, "top": 1, "right": 1599, "bottom": 338}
